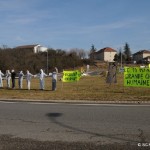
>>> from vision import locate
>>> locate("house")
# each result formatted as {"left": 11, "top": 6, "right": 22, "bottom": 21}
{"left": 94, "top": 47, "right": 117, "bottom": 62}
{"left": 143, "top": 56, "right": 150, "bottom": 63}
{"left": 15, "top": 44, "right": 48, "bottom": 53}
{"left": 133, "top": 50, "right": 150, "bottom": 63}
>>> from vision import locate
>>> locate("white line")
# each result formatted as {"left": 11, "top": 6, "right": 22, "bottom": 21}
{"left": 72, "top": 103, "right": 150, "bottom": 107}
{"left": 29, "top": 102, "right": 59, "bottom": 105}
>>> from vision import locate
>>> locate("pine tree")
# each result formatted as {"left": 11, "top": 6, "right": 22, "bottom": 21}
{"left": 113, "top": 53, "right": 118, "bottom": 62}
{"left": 89, "top": 44, "right": 96, "bottom": 60}
{"left": 123, "top": 43, "right": 132, "bottom": 62}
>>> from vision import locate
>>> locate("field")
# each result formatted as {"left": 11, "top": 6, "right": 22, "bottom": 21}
{"left": 0, "top": 73, "right": 149, "bottom": 102}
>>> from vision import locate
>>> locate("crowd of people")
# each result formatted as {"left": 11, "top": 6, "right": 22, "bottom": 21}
{"left": 0, "top": 68, "right": 58, "bottom": 91}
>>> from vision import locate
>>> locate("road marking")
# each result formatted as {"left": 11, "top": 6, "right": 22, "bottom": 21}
{"left": 72, "top": 103, "right": 150, "bottom": 107}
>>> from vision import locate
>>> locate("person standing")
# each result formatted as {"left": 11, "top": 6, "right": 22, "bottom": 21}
{"left": 11, "top": 70, "right": 16, "bottom": 89}
{"left": 18, "top": 71, "right": 24, "bottom": 89}
{"left": 36, "top": 69, "right": 47, "bottom": 90}
{"left": 6, "top": 70, "right": 11, "bottom": 88}
{"left": 0, "top": 70, "right": 4, "bottom": 88}
{"left": 26, "top": 70, "right": 34, "bottom": 90}
{"left": 52, "top": 71, "right": 57, "bottom": 91}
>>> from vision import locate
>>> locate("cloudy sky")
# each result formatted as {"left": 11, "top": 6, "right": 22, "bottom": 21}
{"left": 0, "top": 0, "right": 150, "bottom": 53}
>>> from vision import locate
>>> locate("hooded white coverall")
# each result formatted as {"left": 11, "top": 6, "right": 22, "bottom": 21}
{"left": 36, "top": 69, "right": 47, "bottom": 90}
{"left": 0, "top": 70, "right": 4, "bottom": 87}
{"left": 6, "top": 70, "right": 11, "bottom": 88}
{"left": 18, "top": 71, "right": 24, "bottom": 89}
{"left": 52, "top": 72, "right": 57, "bottom": 91}
{"left": 26, "top": 70, "right": 34, "bottom": 90}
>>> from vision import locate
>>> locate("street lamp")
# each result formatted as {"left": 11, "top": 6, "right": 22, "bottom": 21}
{"left": 47, "top": 50, "right": 48, "bottom": 74}
{"left": 121, "top": 50, "right": 122, "bottom": 68}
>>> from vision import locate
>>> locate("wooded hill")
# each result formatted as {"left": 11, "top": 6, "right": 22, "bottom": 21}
{"left": 0, "top": 48, "right": 91, "bottom": 74}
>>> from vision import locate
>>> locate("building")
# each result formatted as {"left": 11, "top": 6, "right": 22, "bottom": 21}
{"left": 143, "top": 56, "right": 150, "bottom": 63}
{"left": 133, "top": 50, "right": 150, "bottom": 63}
{"left": 15, "top": 44, "right": 48, "bottom": 53}
{"left": 94, "top": 47, "right": 117, "bottom": 62}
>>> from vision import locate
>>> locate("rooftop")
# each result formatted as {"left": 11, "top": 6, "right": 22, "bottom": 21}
{"left": 133, "top": 50, "right": 150, "bottom": 55}
{"left": 96, "top": 47, "right": 117, "bottom": 53}
{"left": 15, "top": 44, "right": 39, "bottom": 49}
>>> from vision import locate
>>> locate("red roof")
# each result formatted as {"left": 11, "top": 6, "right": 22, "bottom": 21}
{"left": 96, "top": 47, "right": 117, "bottom": 53}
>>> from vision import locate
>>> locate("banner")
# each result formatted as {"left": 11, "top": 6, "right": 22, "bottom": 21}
{"left": 62, "top": 70, "right": 81, "bottom": 82}
{"left": 124, "top": 67, "right": 150, "bottom": 87}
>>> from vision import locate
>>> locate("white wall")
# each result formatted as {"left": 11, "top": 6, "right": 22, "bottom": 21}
{"left": 143, "top": 53, "right": 150, "bottom": 58}
{"left": 33, "top": 45, "right": 40, "bottom": 53}
{"left": 37, "top": 46, "right": 48, "bottom": 53}
{"left": 33, "top": 45, "right": 48, "bottom": 53}
{"left": 104, "top": 52, "right": 116, "bottom": 62}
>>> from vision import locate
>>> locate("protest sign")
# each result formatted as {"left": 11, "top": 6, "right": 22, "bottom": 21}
{"left": 124, "top": 67, "right": 150, "bottom": 87}
{"left": 62, "top": 70, "right": 81, "bottom": 82}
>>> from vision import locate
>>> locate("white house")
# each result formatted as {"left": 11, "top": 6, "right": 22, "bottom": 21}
{"left": 15, "top": 44, "right": 48, "bottom": 53}
{"left": 133, "top": 50, "right": 150, "bottom": 63}
{"left": 94, "top": 47, "right": 117, "bottom": 62}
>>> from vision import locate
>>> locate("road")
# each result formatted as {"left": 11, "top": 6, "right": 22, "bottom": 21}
{"left": 0, "top": 101, "right": 150, "bottom": 149}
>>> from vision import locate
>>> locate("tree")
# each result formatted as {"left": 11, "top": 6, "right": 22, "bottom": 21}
{"left": 117, "top": 48, "right": 125, "bottom": 63}
{"left": 113, "top": 53, "right": 118, "bottom": 62}
{"left": 89, "top": 44, "right": 96, "bottom": 59}
{"left": 123, "top": 43, "right": 132, "bottom": 62}
{"left": 77, "top": 49, "right": 86, "bottom": 59}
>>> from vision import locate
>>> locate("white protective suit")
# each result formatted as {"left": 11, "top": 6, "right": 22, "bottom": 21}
{"left": 36, "top": 69, "right": 47, "bottom": 90}
{"left": 6, "top": 70, "right": 11, "bottom": 88}
{"left": 26, "top": 70, "right": 34, "bottom": 90}
{"left": 0, "top": 70, "right": 4, "bottom": 87}
{"left": 18, "top": 71, "right": 24, "bottom": 89}
{"left": 52, "top": 72, "right": 57, "bottom": 91}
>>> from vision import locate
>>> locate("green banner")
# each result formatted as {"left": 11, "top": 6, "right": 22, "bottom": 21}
{"left": 124, "top": 67, "right": 150, "bottom": 87}
{"left": 62, "top": 70, "right": 81, "bottom": 82}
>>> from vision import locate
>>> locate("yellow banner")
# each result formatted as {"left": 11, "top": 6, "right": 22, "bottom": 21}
{"left": 62, "top": 70, "right": 81, "bottom": 82}
{"left": 124, "top": 67, "right": 150, "bottom": 87}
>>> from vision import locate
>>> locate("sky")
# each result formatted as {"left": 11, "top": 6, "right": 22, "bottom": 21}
{"left": 0, "top": 0, "right": 150, "bottom": 53}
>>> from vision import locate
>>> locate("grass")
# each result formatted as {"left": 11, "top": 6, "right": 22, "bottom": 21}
{"left": 0, "top": 73, "right": 150, "bottom": 102}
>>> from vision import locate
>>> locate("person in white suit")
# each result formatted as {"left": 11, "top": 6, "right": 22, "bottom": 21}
{"left": 52, "top": 71, "right": 57, "bottom": 91}
{"left": 18, "top": 71, "right": 24, "bottom": 89}
{"left": 6, "top": 70, "right": 11, "bottom": 88}
{"left": 36, "top": 69, "right": 48, "bottom": 90}
{"left": 26, "top": 70, "right": 34, "bottom": 90}
{"left": 0, "top": 70, "right": 4, "bottom": 88}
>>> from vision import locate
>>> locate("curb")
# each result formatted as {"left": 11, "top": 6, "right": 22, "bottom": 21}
{"left": 0, "top": 99, "right": 150, "bottom": 105}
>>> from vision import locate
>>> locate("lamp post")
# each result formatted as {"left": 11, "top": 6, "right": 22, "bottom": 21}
{"left": 47, "top": 50, "right": 48, "bottom": 74}
{"left": 121, "top": 50, "right": 122, "bottom": 68}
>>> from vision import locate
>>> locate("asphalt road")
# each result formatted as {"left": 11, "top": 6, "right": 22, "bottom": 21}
{"left": 0, "top": 101, "right": 150, "bottom": 149}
